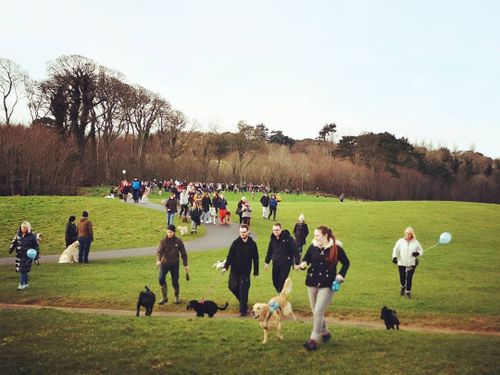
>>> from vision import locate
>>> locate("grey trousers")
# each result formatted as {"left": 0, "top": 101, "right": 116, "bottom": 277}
{"left": 307, "top": 286, "right": 334, "bottom": 342}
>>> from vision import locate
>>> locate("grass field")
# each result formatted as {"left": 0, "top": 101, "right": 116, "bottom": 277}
{"left": 1, "top": 308, "right": 499, "bottom": 375}
{"left": 1, "top": 192, "right": 499, "bottom": 373}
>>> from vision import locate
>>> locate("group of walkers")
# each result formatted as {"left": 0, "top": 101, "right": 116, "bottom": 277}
{"left": 8, "top": 181, "right": 424, "bottom": 352}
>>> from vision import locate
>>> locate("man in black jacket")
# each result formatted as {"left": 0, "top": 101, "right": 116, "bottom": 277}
{"left": 222, "top": 224, "right": 259, "bottom": 316}
{"left": 260, "top": 192, "right": 269, "bottom": 219}
{"left": 264, "top": 223, "right": 300, "bottom": 293}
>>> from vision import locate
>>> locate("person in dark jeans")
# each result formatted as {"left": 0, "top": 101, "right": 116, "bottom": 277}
{"left": 264, "top": 223, "right": 300, "bottom": 293}
{"left": 392, "top": 226, "right": 423, "bottom": 298}
{"left": 268, "top": 195, "right": 278, "bottom": 221}
{"left": 222, "top": 224, "right": 259, "bottom": 316}
{"left": 156, "top": 224, "right": 189, "bottom": 304}
{"left": 65, "top": 215, "right": 78, "bottom": 247}
{"left": 76, "top": 211, "right": 93, "bottom": 263}
{"left": 293, "top": 214, "right": 309, "bottom": 258}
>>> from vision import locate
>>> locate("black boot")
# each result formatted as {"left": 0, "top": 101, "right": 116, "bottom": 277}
{"left": 174, "top": 288, "right": 180, "bottom": 304}
{"left": 406, "top": 291, "right": 412, "bottom": 299}
{"left": 400, "top": 287, "right": 405, "bottom": 296}
{"left": 159, "top": 285, "right": 168, "bottom": 305}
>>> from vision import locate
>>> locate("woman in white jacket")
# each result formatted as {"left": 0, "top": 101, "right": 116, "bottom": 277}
{"left": 392, "top": 227, "right": 423, "bottom": 298}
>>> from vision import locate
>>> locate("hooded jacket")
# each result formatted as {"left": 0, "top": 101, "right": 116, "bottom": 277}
{"left": 10, "top": 228, "right": 39, "bottom": 273}
{"left": 302, "top": 238, "right": 350, "bottom": 288}
{"left": 157, "top": 235, "right": 188, "bottom": 266}
{"left": 392, "top": 238, "right": 423, "bottom": 267}
{"left": 265, "top": 230, "right": 299, "bottom": 267}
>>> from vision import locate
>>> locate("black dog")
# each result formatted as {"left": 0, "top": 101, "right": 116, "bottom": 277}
{"left": 136, "top": 286, "right": 156, "bottom": 317}
{"left": 187, "top": 300, "right": 228, "bottom": 317}
{"left": 380, "top": 306, "right": 400, "bottom": 330}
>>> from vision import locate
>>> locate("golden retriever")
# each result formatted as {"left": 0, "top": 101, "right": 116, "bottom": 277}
{"left": 252, "top": 278, "right": 296, "bottom": 344}
{"left": 59, "top": 240, "right": 79, "bottom": 263}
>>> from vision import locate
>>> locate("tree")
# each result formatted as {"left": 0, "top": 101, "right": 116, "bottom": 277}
{"left": 0, "top": 58, "right": 28, "bottom": 125}
{"left": 158, "top": 109, "right": 188, "bottom": 176}
{"left": 212, "top": 132, "right": 232, "bottom": 181}
{"left": 229, "top": 121, "right": 267, "bottom": 183}
{"left": 317, "top": 123, "right": 337, "bottom": 142}
{"left": 269, "top": 130, "right": 295, "bottom": 148}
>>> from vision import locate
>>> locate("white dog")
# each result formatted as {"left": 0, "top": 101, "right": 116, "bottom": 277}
{"left": 209, "top": 207, "right": 217, "bottom": 224}
{"left": 105, "top": 193, "right": 115, "bottom": 199}
{"left": 59, "top": 241, "right": 79, "bottom": 263}
{"left": 213, "top": 259, "right": 226, "bottom": 270}
{"left": 177, "top": 226, "right": 188, "bottom": 236}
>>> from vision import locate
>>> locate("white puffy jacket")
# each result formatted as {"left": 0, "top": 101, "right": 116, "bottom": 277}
{"left": 392, "top": 238, "right": 423, "bottom": 267}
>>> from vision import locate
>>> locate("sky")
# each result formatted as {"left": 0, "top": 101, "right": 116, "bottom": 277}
{"left": 1, "top": 0, "right": 499, "bottom": 158}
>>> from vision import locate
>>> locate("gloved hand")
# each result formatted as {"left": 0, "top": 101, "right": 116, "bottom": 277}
{"left": 412, "top": 251, "right": 419, "bottom": 257}
{"left": 392, "top": 257, "right": 398, "bottom": 264}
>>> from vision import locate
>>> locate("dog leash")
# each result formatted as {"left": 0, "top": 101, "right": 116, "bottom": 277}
{"left": 199, "top": 270, "right": 226, "bottom": 302}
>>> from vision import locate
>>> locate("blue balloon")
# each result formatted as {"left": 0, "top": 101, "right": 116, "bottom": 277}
{"left": 439, "top": 232, "right": 452, "bottom": 245}
{"left": 27, "top": 248, "right": 37, "bottom": 259}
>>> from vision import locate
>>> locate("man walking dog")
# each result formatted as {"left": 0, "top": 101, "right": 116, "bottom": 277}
{"left": 222, "top": 224, "right": 259, "bottom": 316}
{"left": 156, "top": 224, "right": 188, "bottom": 304}
{"left": 264, "top": 223, "right": 300, "bottom": 293}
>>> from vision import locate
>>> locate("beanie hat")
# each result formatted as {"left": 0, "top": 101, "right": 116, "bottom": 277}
{"left": 69, "top": 215, "right": 76, "bottom": 222}
{"left": 167, "top": 224, "right": 176, "bottom": 232}
{"left": 82, "top": 211, "right": 89, "bottom": 217}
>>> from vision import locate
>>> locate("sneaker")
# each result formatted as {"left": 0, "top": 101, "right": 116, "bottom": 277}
{"left": 175, "top": 297, "right": 181, "bottom": 304}
{"left": 303, "top": 340, "right": 318, "bottom": 351}
{"left": 158, "top": 298, "right": 168, "bottom": 305}
{"left": 239, "top": 311, "right": 248, "bottom": 317}
{"left": 400, "top": 287, "right": 405, "bottom": 296}
{"left": 406, "top": 292, "right": 412, "bottom": 299}
{"left": 321, "top": 333, "right": 332, "bottom": 343}
{"left": 17, "top": 284, "right": 23, "bottom": 290}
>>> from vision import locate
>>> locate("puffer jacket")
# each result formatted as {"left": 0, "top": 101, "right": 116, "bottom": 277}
{"left": 302, "top": 239, "right": 350, "bottom": 288}
{"left": 10, "top": 228, "right": 39, "bottom": 273}
{"left": 392, "top": 238, "right": 423, "bottom": 267}
{"left": 265, "top": 230, "right": 299, "bottom": 267}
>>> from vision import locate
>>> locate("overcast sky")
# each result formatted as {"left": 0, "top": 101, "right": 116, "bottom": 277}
{"left": 1, "top": 0, "right": 499, "bottom": 158}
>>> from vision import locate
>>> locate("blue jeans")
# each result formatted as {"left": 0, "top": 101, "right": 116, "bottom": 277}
{"left": 78, "top": 236, "right": 92, "bottom": 263}
{"left": 20, "top": 271, "right": 28, "bottom": 285}
{"left": 167, "top": 212, "right": 176, "bottom": 226}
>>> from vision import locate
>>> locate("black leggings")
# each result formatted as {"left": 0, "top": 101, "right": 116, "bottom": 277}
{"left": 398, "top": 266, "right": 416, "bottom": 291}
{"left": 159, "top": 262, "right": 180, "bottom": 290}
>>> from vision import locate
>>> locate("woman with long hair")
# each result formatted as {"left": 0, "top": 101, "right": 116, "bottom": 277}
{"left": 299, "top": 226, "right": 350, "bottom": 351}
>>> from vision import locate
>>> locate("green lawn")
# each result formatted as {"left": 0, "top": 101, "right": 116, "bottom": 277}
{"left": 0, "top": 308, "right": 498, "bottom": 375}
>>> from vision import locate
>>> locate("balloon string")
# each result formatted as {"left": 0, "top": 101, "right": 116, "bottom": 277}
{"left": 423, "top": 242, "right": 439, "bottom": 253}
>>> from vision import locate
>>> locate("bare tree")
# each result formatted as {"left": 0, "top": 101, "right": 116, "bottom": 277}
{"left": 0, "top": 58, "right": 28, "bottom": 125}
{"left": 158, "top": 109, "right": 189, "bottom": 176}
{"left": 25, "top": 78, "right": 50, "bottom": 122}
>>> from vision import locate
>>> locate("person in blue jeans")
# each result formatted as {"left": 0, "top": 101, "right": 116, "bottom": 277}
{"left": 9, "top": 221, "right": 39, "bottom": 290}
{"left": 77, "top": 211, "right": 94, "bottom": 263}
{"left": 164, "top": 192, "right": 178, "bottom": 227}
{"left": 268, "top": 194, "right": 278, "bottom": 221}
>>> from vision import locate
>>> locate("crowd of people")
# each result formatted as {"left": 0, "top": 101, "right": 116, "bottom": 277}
{"left": 7, "top": 177, "right": 424, "bottom": 352}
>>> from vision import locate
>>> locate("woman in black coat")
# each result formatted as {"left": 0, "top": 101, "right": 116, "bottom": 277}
{"left": 293, "top": 213, "right": 309, "bottom": 257}
{"left": 9, "top": 221, "right": 39, "bottom": 290}
{"left": 65, "top": 215, "right": 78, "bottom": 247}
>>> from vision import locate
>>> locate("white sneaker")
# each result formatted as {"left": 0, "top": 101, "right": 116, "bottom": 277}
{"left": 23, "top": 284, "right": 28, "bottom": 289}
{"left": 17, "top": 284, "right": 23, "bottom": 290}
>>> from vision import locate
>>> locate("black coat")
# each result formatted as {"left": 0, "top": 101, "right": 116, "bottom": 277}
{"left": 302, "top": 243, "right": 350, "bottom": 288}
{"left": 165, "top": 198, "right": 177, "bottom": 213}
{"left": 225, "top": 236, "right": 259, "bottom": 276}
{"left": 260, "top": 195, "right": 269, "bottom": 207}
{"left": 293, "top": 222, "right": 309, "bottom": 246}
{"left": 10, "top": 229, "right": 39, "bottom": 273}
{"left": 265, "top": 230, "right": 299, "bottom": 267}
{"left": 65, "top": 221, "right": 78, "bottom": 244}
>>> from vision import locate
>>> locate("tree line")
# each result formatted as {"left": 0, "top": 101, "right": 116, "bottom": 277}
{"left": 0, "top": 56, "right": 498, "bottom": 203}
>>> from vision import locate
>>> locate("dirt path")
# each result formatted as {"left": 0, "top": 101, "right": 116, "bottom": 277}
{"left": 0, "top": 200, "right": 245, "bottom": 265}
{"left": 1, "top": 303, "right": 498, "bottom": 337}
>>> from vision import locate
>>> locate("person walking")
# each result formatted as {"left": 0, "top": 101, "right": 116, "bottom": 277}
{"left": 179, "top": 188, "right": 189, "bottom": 222}
{"left": 189, "top": 201, "right": 202, "bottom": 234}
{"left": 260, "top": 192, "right": 270, "bottom": 219}
{"left": 293, "top": 214, "right": 309, "bottom": 258}
{"left": 65, "top": 215, "right": 78, "bottom": 247}
{"left": 77, "top": 211, "right": 94, "bottom": 263}
{"left": 392, "top": 226, "right": 423, "bottom": 298}
{"left": 299, "top": 226, "right": 350, "bottom": 351}
{"left": 241, "top": 198, "right": 252, "bottom": 227}
{"left": 131, "top": 177, "right": 142, "bottom": 203}
{"left": 264, "top": 223, "right": 300, "bottom": 293}
{"left": 9, "top": 221, "right": 39, "bottom": 290}
{"left": 268, "top": 194, "right": 278, "bottom": 221}
{"left": 222, "top": 224, "right": 259, "bottom": 316}
{"left": 218, "top": 194, "right": 229, "bottom": 224}
{"left": 201, "top": 192, "right": 212, "bottom": 224}
{"left": 165, "top": 192, "right": 178, "bottom": 227}
{"left": 156, "top": 224, "right": 189, "bottom": 305}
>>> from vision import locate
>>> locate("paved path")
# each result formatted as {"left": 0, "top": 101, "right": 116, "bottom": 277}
{"left": 0, "top": 200, "right": 250, "bottom": 265}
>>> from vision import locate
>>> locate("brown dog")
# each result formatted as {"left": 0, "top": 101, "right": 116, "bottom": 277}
{"left": 252, "top": 278, "right": 296, "bottom": 344}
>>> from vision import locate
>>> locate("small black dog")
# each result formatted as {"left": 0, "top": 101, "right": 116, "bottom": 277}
{"left": 187, "top": 300, "right": 228, "bottom": 317}
{"left": 136, "top": 286, "right": 156, "bottom": 317}
{"left": 380, "top": 306, "right": 400, "bottom": 330}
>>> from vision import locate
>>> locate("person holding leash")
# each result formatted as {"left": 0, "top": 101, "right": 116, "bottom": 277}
{"left": 392, "top": 226, "right": 423, "bottom": 298}
{"left": 222, "top": 224, "right": 259, "bottom": 316}
{"left": 156, "top": 224, "right": 188, "bottom": 305}
{"left": 299, "top": 226, "right": 350, "bottom": 351}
